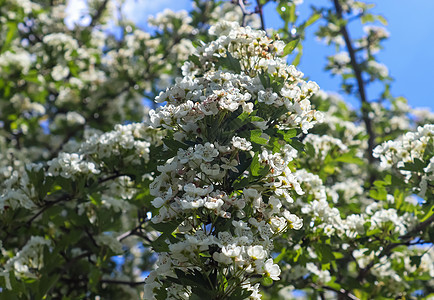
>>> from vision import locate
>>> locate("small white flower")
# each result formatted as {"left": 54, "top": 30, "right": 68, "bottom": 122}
{"left": 264, "top": 258, "right": 281, "bottom": 280}
{"left": 247, "top": 245, "right": 267, "bottom": 260}
{"left": 232, "top": 136, "right": 252, "bottom": 151}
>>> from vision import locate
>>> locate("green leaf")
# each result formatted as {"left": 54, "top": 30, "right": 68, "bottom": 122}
{"left": 250, "top": 129, "right": 268, "bottom": 145}
{"left": 410, "top": 256, "right": 422, "bottom": 268}
{"left": 88, "top": 266, "right": 101, "bottom": 291}
{"left": 291, "top": 44, "right": 303, "bottom": 66}
{"left": 155, "top": 286, "right": 168, "bottom": 300}
{"left": 250, "top": 152, "right": 261, "bottom": 176}
{"left": 375, "top": 15, "right": 388, "bottom": 25}
{"left": 367, "top": 228, "right": 382, "bottom": 236}
{"left": 258, "top": 165, "right": 270, "bottom": 177}
{"left": 420, "top": 203, "right": 434, "bottom": 222}
{"left": 384, "top": 174, "right": 392, "bottom": 185}
{"left": 361, "top": 13, "right": 375, "bottom": 24}
{"left": 363, "top": 221, "right": 372, "bottom": 232}
{"left": 327, "top": 281, "right": 341, "bottom": 290}
{"left": 271, "top": 138, "right": 282, "bottom": 152}
{"left": 232, "top": 177, "right": 250, "bottom": 190}
{"left": 314, "top": 244, "right": 334, "bottom": 264}
{"left": 225, "top": 111, "right": 249, "bottom": 132}
{"left": 151, "top": 234, "right": 171, "bottom": 252}
{"left": 251, "top": 116, "right": 265, "bottom": 123}
{"left": 1, "top": 22, "right": 18, "bottom": 53}
{"left": 38, "top": 274, "right": 60, "bottom": 298}
{"left": 191, "top": 40, "right": 202, "bottom": 48}
{"left": 393, "top": 189, "right": 404, "bottom": 209}
{"left": 163, "top": 137, "right": 189, "bottom": 152}
{"left": 369, "top": 187, "right": 387, "bottom": 201}
{"left": 188, "top": 54, "right": 201, "bottom": 66}
{"left": 58, "top": 229, "right": 83, "bottom": 249}
{"left": 278, "top": 129, "right": 297, "bottom": 142}
{"left": 276, "top": 2, "right": 295, "bottom": 27}
{"left": 150, "top": 220, "right": 182, "bottom": 252}
{"left": 150, "top": 220, "right": 180, "bottom": 234}
{"left": 423, "top": 140, "right": 434, "bottom": 160}
{"left": 274, "top": 248, "right": 286, "bottom": 263}
{"left": 399, "top": 158, "right": 426, "bottom": 172}
{"left": 89, "top": 193, "right": 102, "bottom": 206}
{"left": 165, "top": 276, "right": 182, "bottom": 285}
{"left": 323, "top": 164, "right": 335, "bottom": 175}
{"left": 173, "top": 269, "right": 215, "bottom": 297}
{"left": 259, "top": 72, "right": 271, "bottom": 88}
{"left": 289, "top": 138, "right": 304, "bottom": 152}
{"left": 294, "top": 245, "right": 306, "bottom": 263}
{"left": 230, "top": 286, "right": 253, "bottom": 300}
{"left": 288, "top": 4, "right": 296, "bottom": 23}
{"left": 305, "top": 142, "right": 315, "bottom": 157}
{"left": 334, "top": 153, "right": 364, "bottom": 165}
{"left": 373, "top": 180, "right": 386, "bottom": 188}
{"left": 283, "top": 38, "right": 300, "bottom": 56}
{"left": 305, "top": 12, "right": 322, "bottom": 27}
{"left": 218, "top": 51, "right": 242, "bottom": 73}
{"left": 262, "top": 276, "right": 273, "bottom": 287}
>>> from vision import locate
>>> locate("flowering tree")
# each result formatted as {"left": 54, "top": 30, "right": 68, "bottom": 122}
{"left": 0, "top": 0, "right": 433, "bottom": 299}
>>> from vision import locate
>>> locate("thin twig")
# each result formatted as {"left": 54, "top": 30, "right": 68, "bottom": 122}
{"left": 117, "top": 223, "right": 143, "bottom": 242}
{"left": 237, "top": 0, "right": 254, "bottom": 27}
{"left": 401, "top": 214, "right": 434, "bottom": 240}
{"left": 310, "top": 283, "right": 360, "bottom": 300}
{"left": 255, "top": 0, "right": 266, "bottom": 30}
{"left": 49, "top": 126, "right": 84, "bottom": 160}
{"left": 26, "top": 195, "right": 71, "bottom": 226}
{"left": 84, "top": 226, "right": 99, "bottom": 248}
{"left": 98, "top": 171, "right": 127, "bottom": 184}
{"left": 100, "top": 279, "right": 146, "bottom": 286}
{"left": 117, "top": 211, "right": 153, "bottom": 243}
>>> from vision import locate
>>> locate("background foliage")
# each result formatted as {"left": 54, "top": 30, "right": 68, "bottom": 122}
{"left": 0, "top": 0, "right": 433, "bottom": 299}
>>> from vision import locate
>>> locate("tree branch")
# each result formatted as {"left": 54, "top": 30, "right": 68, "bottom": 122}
{"left": 88, "top": 0, "right": 110, "bottom": 28}
{"left": 333, "top": 0, "right": 375, "bottom": 164}
{"left": 357, "top": 213, "right": 434, "bottom": 281}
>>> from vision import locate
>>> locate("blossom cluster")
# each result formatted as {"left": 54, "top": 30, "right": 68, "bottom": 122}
{"left": 1, "top": 123, "right": 154, "bottom": 213}
{"left": 1, "top": 236, "right": 51, "bottom": 290}
{"left": 373, "top": 124, "right": 433, "bottom": 169}
{"left": 143, "top": 21, "right": 321, "bottom": 299}
{"left": 156, "top": 21, "right": 322, "bottom": 134}
{"left": 295, "top": 168, "right": 416, "bottom": 239}
{"left": 353, "top": 246, "right": 434, "bottom": 295}
{"left": 0, "top": 122, "right": 160, "bottom": 297}
{"left": 373, "top": 124, "right": 434, "bottom": 197}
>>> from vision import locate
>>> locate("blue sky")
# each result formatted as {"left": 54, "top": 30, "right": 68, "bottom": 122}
{"left": 68, "top": 0, "right": 434, "bottom": 111}
{"left": 120, "top": 0, "right": 433, "bottom": 110}
{"left": 280, "top": 0, "right": 434, "bottom": 110}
